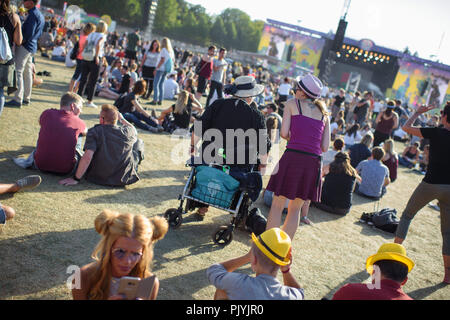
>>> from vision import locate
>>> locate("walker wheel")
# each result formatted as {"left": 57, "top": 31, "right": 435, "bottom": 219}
{"left": 212, "top": 226, "right": 233, "bottom": 246}
{"left": 164, "top": 208, "right": 183, "bottom": 229}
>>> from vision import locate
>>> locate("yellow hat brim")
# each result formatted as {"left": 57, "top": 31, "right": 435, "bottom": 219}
{"left": 366, "top": 252, "right": 415, "bottom": 273}
{"left": 251, "top": 233, "right": 290, "bottom": 266}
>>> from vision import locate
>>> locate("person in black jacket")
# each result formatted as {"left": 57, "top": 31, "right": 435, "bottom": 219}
{"left": 190, "top": 76, "right": 271, "bottom": 219}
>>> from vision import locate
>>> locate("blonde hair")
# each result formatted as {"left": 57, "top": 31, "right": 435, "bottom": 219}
{"left": 87, "top": 210, "right": 168, "bottom": 300}
{"left": 313, "top": 99, "right": 329, "bottom": 117}
{"left": 174, "top": 90, "right": 189, "bottom": 114}
{"left": 96, "top": 20, "right": 108, "bottom": 34}
{"left": 100, "top": 104, "right": 119, "bottom": 124}
{"left": 160, "top": 37, "right": 173, "bottom": 56}
{"left": 383, "top": 139, "right": 396, "bottom": 157}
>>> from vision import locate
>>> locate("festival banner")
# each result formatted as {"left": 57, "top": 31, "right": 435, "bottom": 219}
{"left": 258, "top": 24, "right": 325, "bottom": 75}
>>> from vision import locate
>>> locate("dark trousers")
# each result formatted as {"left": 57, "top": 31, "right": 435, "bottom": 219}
{"left": 123, "top": 111, "right": 158, "bottom": 131}
{"left": 142, "top": 66, "right": 155, "bottom": 99}
{"left": 373, "top": 130, "right": 390, "bottom": 147}
{"left": 77, "top": 60, "right": 100, "bottom": 101}
{"left": 206, "top": 80, "right": 224, "bottom": 107}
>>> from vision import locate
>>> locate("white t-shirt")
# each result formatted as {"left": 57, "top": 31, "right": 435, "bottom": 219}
{"left": 163, "top": 78, "right": 180, "bottom": 99}
{"left": 344, "top": 132, "right": 362, "bottom": 146}
{"left": 278, "top": 83, "right": 291, "bottom": 96}
{"left": 52, "top": 46, "right": 65, "bottom": 56}
{"left": 87, "top": 32, "right": 107, "bottom": 57}
{"left": 65, "top": 49, "right": 76, "bottom": 67}
{"left": 144, "top": 51, "right": 160, "bottom": 68}
{"left": 373, "top": 101, "right": 382, "bottom": 113}
{"left": 330, "top": 122, "right": 339, "bottom": 134}
{"left": 157, "top": 48, "right": 173, "bottom": 72}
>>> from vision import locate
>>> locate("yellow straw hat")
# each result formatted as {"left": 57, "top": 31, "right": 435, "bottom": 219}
{"left": 366, "top": 243, "right": 415, "bottom": 273}
{"left": 251, "top": 228, "right": 291, "bottom": 266}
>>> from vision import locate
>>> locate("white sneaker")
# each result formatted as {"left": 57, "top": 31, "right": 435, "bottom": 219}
{"left": 85, "top": 102, "right": 98, "bottom": 108}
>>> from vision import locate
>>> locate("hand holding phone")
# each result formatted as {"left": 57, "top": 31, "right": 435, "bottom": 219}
{"left": 118, "top": 275, "right": 156, "bottom": 300}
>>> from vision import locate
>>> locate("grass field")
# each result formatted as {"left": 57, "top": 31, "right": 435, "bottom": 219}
{"left": 0, "top": 56, "right": 448, "bottom": 300}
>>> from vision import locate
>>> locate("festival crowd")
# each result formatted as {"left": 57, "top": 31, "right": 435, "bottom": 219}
{"left": 0, "top": 0, "right": 449, "bottom": 301}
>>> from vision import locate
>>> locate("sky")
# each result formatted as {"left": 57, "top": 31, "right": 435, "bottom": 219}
{"left": 186, "top": 0, "right": 450, "bottom": 66}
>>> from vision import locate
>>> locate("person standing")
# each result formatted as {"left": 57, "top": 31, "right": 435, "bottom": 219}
{"left": 0, "top": 0, "right": 22, "bottom": 116}
{"left": 151, "top": 37, "right": 174, "bottom": 105}
{"left": 265, "top": 74, "right": 330, "bottom": 239}
{"left": 195, "top": 45, "right": 215, "bottom": 101}
{"left": 4, "top": 0, "right": 43, "bottom": 108}
{"left": 277, "top": 77, "right": 292, "bottom": 116}
{"left": 68, "top": 23, "right": 95, "bottom": 93}
{"left": 77, "top": 20, "right": 107, "bottom": 108}
{"left": 125, "top": 29, "right": 141, "bottom": 66}
{"left": 394, "top": 102, "right": 450, "bottom": 284}
{"left": 205, "top": 48, "right": 227, "bottom": 108}
{"left": 140, "top": 39, "right": 160, "bottom": 100}
{"left": 354, "top": 91, "right": 371, "bottom": 127}
{"left": 330, "top": 88, "right": 346, "bottom": 121}
{"left": 373, "top": 101, "right": 399, "bottom": 146}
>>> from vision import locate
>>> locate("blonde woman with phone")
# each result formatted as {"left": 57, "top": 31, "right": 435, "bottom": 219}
{"left": 72, "top": 210, "right": 168, "bottom": 300}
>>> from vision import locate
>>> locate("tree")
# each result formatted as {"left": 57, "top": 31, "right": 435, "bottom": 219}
{"left": 210, "top": 16, "right": 226, "bottom": 47}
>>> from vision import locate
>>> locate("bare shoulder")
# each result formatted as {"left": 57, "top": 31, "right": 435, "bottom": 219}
{"left": 11, "top": 13, "right": 21, "bottom": 25}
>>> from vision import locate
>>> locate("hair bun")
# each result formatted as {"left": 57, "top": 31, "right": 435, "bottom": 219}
{"left": 149, "top": 216, "right": 169, "bottom": 242}
{"left": 95, "top": 209, "right": 120, "bottom": 235}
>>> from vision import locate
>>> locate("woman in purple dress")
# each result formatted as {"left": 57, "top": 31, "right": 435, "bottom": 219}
{"left": 266, "top": 74, "right": 330, "bottom": 239}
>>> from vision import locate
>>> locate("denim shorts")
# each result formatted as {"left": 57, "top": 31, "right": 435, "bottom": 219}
{"left": 0, "top": 204, "right": 6, "bottom": 225}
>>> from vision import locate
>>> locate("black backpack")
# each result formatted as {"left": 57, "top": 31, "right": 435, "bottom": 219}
{"left": 360, "top": 208, "right": 399, "bottom": 234}
{"left": 70, "top": 41, "right": 79, "bottom": 61}
{"left": 113, "top": 93, "right": 128, "bottom": 113}
{"left": 245, "top": 208, "right": 267, "bottom": 236}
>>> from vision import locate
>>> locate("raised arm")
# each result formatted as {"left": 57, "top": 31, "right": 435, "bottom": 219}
{"left": 402, "top": 104, "right": 435, "bottom": 138}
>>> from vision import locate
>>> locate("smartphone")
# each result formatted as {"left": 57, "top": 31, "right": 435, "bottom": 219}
{"left": 136, "top": 275, "right": 156, "bottom": 300}
{"left": 118, "top": 276, "right": 140, "bottom": 300}
{"left": 118, "top": 276, "right": 156, "bottom": 300}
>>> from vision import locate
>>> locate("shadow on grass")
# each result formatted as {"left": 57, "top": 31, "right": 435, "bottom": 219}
{"left": 354, "top": 221, "right": 395, "bottom": 240}
{"left": 0, "top": 228, "right": 99, "bottom": 299}
{"left": 152, "top": 220, "right": 252, "bottom": 300}
{"left": 321, "top": 270, "right": 369, "bottom": 300}
{"left": 407, "top": 282, "right": 449, "bottom": 300}
{"left": 0, "top": 146, "right": 35, "bottom": 160}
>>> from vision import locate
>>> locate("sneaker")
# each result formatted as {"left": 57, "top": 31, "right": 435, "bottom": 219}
{"left": 157, "top": 101, "right": 162, "bottom": 105}
{"left": 300, "top": 216, "right": 313, "bottom": 225}
{"left": 148, "top": 126, "right": 159, "bottom": 133}
{"left": 5, "top": 100, "right": 22, "bottom": 108}
{"left": 85, "top": 102, "right": 98, "bottom": 108}
{"left": 13, "top": 157, "right": 32, "bottom": 169}
{"left": 22, "top": 100, "right": 30, "bottom": 106}
{"left": 15, "top": 175, "right": 42, "bottom": 192}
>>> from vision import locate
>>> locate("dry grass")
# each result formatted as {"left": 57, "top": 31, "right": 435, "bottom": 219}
{"left": 0, "top": 56, "right": 448, "bottom": 300}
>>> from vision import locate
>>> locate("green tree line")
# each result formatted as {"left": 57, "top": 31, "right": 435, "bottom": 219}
{"left": 50, "top": 0, "right": 264, "bottom": 52}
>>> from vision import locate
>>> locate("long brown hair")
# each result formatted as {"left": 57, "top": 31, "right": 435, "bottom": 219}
{"left": 329, "top": 152, "right": 357, "bottom": 177}
{"left": 0, "top": 0, "right": 10, "bottom": 14}
{"left": 87, "top": 210, "right": 168, "bottom": 300}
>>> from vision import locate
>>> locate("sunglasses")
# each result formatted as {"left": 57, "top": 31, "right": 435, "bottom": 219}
{"left": 111, "top": 248, "right": 143, "bottom": 262}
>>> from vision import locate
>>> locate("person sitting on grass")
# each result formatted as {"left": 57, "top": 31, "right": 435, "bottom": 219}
{"left": 59, "top": 104, "right": 143, "bottom": 187}
{"left": 312, "top": 152, "right": 360, "bottom": 216}
{"left": 382, "top": 139, "right": 398, "bottom": 183}
{"left": 72, "top": 210, "right": 168, "bottom": 300}
{"left": 116, "top": 80, "right": 163, "bottom": 133}
{"left": 398, "top": 141, "right": 420, "bottom": 169}
{"left": 13, "top": 92, "right": 87, "bottom": 175}
{"left": 206, "top": 228, "right": 304, "bottom": 300}
{"left": 322, "top": 137, "right": 345, "bottom": 175}
{"left": 349, "top": 132, "right": 373, "bottom": 169}
{"left": 0, "top": 175, "right": 42, "bottom": 226}
{"left": 157, "top": 90, "right": 203, "bottom": 133}
{"left": 332, "top": 243, "right": 414, "bottom": 300}
{"left": 355, "top": 147, "right": 390, "bottom": 200}
{"left": 50, "top": 39, "right": 67, "bottom": 62}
